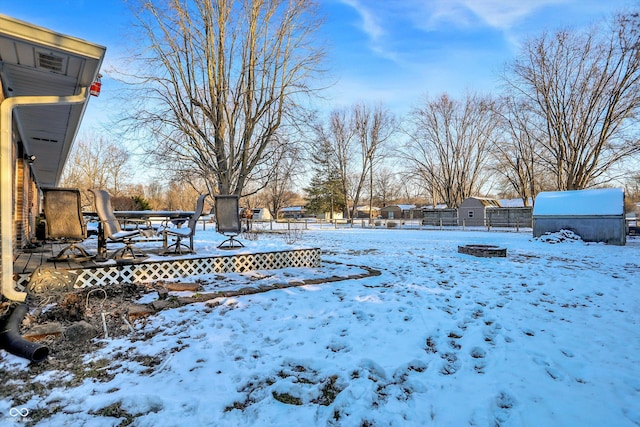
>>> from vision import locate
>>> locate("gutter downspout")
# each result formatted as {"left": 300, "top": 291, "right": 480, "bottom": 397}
{"left": 0, "top": 303, "right": 49, "bottom": 362}
{"left": 1, "top": 87, "right": 88, "bottom": 302}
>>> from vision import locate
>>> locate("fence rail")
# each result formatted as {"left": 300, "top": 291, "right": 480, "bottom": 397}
{"left": 246, "top": 218, "right": 534, "bottom": 233}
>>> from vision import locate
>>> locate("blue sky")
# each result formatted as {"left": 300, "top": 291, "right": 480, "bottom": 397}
{"left": 0, "top": 0, "right": 632, "bottom": 131}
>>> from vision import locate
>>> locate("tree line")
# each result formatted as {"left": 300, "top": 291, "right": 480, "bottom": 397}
{"left": 63, "top": 1, "right": 640, "bottom": 217}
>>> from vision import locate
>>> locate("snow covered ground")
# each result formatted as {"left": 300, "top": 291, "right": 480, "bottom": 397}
{"left": 1, "top": 226, "right": 639, "bottom": 426}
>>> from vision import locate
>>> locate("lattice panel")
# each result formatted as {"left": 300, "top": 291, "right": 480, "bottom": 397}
{"left": 74, "top": 266, "right": 122, "bottom": 288}
{"left": 19, "top": 248, "right": 321, "bottom": 290}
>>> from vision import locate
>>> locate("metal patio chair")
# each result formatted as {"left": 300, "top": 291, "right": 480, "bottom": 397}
{"left": 161, "top": 193, "right": 209, "bottom": 255}
{"left": 215, "top": 195, "right": 244, "bottom": 249}
{"left": 42, "top": 187, "right": 93, "bottom": 262}
{"left": 89, "top": 189, "right": 147, "bottom": 260}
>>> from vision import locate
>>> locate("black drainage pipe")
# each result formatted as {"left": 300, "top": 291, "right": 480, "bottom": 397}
{"left": 0, "top": 304, "right": 49, "bottom": 363}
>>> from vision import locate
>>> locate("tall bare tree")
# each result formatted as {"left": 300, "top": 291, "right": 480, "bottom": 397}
{"left": 503, "top": 11, "right": 640, "bottom": 190}
{"left": 491, "top": 96, "right": 542, "bottom": 206}
{"left": 374, "top": 167, "right": 401, "bottom": 207}
{"left": 351, "top": 103, "right": 396, "bottom": 222}
{"left": 61, "top": 133, "right": 131, "bottom": 207}
{"left": 126, "top": 0, "right": 325, "bottom": 196}
{"left": 262, "top": 139, "right": 304, "bottom": 218}
{"left": 403, "top": 93, "right": 499, "bottom": 208}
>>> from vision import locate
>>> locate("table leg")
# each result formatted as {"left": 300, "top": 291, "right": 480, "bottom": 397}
{"left": 95, "top": 222, "right": 108, "bottom": 262}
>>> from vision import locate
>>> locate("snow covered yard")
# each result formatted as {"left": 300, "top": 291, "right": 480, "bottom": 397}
{"left": 1, "top": 227, "right": 639, "bottom": 426}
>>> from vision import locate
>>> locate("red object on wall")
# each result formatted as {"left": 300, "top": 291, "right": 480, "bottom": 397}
{"left": 90, "top": 75, "right": 102, "bottom": 97}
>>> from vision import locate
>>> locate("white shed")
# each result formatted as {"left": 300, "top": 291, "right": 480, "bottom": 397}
{"left": 533, "top": 188, "right": 626, "bottom": 245}
{"left": 252, "top": 207, "right": 272, "bottom": 221}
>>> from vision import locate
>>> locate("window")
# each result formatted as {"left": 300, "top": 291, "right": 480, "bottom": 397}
{"left": 468, "top": 211, "right": 474, "bottom": 218}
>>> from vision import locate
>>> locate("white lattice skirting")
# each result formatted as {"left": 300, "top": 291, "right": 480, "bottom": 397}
{"left": 20, "top": 248, "right": 321, "bottom": 291}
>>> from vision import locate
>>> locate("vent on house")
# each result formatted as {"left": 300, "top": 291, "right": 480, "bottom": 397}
{"left": 32, "top": 137, "right": 59, "bottom": 143}
{"left": 36, "top": 50, "right": 66, "bottom": 73}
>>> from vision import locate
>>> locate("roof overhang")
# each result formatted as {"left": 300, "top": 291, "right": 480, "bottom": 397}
{"left": 0, "top": 14, "right": 106, "bottom": 187}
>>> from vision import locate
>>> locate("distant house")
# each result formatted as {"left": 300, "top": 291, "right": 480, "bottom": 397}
{"left": 380, "top": 204, "right": 416, "bottom": 219}
{"left": 251, "top": 207, "right": 272, "bottom": 221}
{"left": 499, "top": 198, "right": 533, "bottom": 207}
{"left": 355, "top": 205, "right": 380, "bottom": 219}
{"left": 458, "top": 197, "right": 502, "bottom": 226}
{"left": 317, "top": 211, "right": 343, "bottom": 220}
{"left": 279, "top": 206, "right": 306, "bottom": 219}
{"left": 533, "top": 188, "right": 626, "bottom": 245}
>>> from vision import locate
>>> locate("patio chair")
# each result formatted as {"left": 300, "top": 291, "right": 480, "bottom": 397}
{"left": 42, "top": 187, "right": 92, "bottom": 262}
{"left": 161, "top": 193, "right": 209, "bottom": 255}
{"left": 89, "top": 189, "right": 147, "bottom": 260}
{"left": 215, "top": 195, "right": 244, "bottom": 249}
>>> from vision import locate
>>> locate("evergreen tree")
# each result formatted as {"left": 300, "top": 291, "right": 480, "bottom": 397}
{"left": 304, "top": 139, "right": 346, "bottom": 217}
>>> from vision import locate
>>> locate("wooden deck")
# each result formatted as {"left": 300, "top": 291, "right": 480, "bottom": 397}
{"left": 12, "top": 242, "right": 322, "bottom": 293}
{"left": 13, "top": 242, "right": 98, "bottom": 275}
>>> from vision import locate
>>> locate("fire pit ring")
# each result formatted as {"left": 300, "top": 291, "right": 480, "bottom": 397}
{"left": 458, "top": 244, "right": 507, "bottom": 258}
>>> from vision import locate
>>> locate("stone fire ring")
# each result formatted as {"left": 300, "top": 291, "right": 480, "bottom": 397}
{"left": 458, "top": 244, "right": 507, "bottom": 258}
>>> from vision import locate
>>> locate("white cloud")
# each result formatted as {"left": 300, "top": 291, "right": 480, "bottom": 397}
{"left": 461, "top": 0, "right": 569, "bottom": 30}
{"left": 338, "top": 0, "right": 385, "bottom": 42}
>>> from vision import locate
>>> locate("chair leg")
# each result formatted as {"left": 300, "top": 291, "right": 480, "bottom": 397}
{"left": 217, "top": 235, "right": 244, "bottom": 249}
{"left": 49, "top": 243, "right": 93, "bottom": 262}
{"left": 160, "top": 235, "right": 193, "bottom": 255}
{"left": 110, "top": 242, "right": 147, "bottom": 260}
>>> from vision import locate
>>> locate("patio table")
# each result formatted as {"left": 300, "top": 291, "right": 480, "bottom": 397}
{"left": 89, "top": 210, "right": 194, "bottom": 260}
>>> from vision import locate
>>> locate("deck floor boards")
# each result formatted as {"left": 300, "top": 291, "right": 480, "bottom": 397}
{"left": 14, "top": 243, "right": 98, "bottom": 275}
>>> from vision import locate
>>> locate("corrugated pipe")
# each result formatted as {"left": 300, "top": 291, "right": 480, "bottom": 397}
{"left": 0, "top": 304, "right": 49, "bottom": 363}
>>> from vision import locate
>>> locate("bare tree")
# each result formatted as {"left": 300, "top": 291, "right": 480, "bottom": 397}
{"left": 375, "top": 167, "right": 401, "bottom": 207}
{"left": 503, "top": 11, "right": 640, "bottom": 190}
{"left": 403, "top": 93, "right": 499, "bottom": 208}
{"left": 125, "top": 0, "right": 325, "bottom": 196}
{"left": 61, "top": 133, "right": 131, "bottom": 207}
{"left": 491, "top": 96, "right": 542, "bottom": 206}
{"left": 262, "top": 140, "right": 304, "bottom": 218}
{"left": 350, "top": 103, "right": 396, "bottom": 222}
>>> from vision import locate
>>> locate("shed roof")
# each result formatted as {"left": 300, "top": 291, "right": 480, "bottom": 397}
{"left": 461, "top": 197, "right": 502, "bottom": 207}
{"left": 381, "top": 204, "right": 415, "bottom": 211}
{"left": 280, "top": 206, "right": 304, "bottom": 212}
{"left": 533, "top": 188, "right": 624, "bottom": 216}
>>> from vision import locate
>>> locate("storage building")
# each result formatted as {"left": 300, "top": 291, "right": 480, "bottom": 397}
{"left": 532, "top": 188, "right": 626, "bottom": 245}
{"left": 458, "top": 197, "right": 501, "bottom": 226}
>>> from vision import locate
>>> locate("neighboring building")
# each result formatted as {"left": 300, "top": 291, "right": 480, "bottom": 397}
{"left": 533, "top": 188, "right": 626, "bottom": 245}
{"left": 279, "top": 206, "right": 306, "bottom": 219}
{"left": 458, "top": 197, "right": 502, "bottom": 226}
{"left": 380, "top": 204, "right": 416, "bottom": 219}
{"left": 499, "top": 198, "right": 533, "bottom": 207}
{"left": 0, "top": 15, "right": 106, "bottom": 301}
{"left": 251, "top": 207, "right": 272, "bottom": 221}
{"left": 354, "top": 205, "right": 380, "bottom": 219}
{"left": 316, "top": 211, "right": 343, "bottom": 220}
